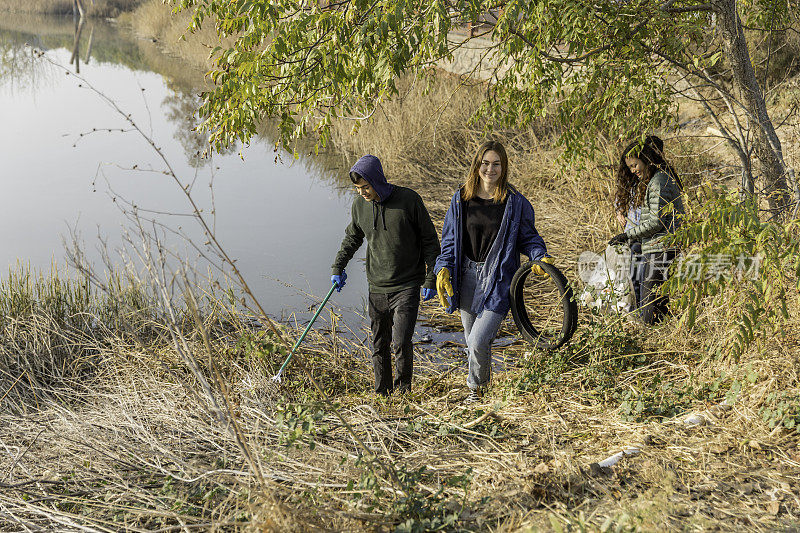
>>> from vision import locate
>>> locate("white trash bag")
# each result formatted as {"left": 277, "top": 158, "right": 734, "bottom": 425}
{"left": 577, "top": 245, "right": 635, "bottom": 314}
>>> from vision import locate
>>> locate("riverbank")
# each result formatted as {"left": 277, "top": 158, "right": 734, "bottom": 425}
{"left": 2, "top": 3, "right": 800, "bottom": 531}
{"left": 0, "top": 0, "right": 143, "bottom": 17}
{"left": 1, "top": 262, "right": 799, "bottom": 530}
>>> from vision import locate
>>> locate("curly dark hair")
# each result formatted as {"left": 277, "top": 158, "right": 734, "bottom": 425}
{"left": 614, "top": 136, "right": 681, "bottom": 216}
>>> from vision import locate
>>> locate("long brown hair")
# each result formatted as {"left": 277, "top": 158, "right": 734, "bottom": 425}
{"left": 614, "top": 135, "right": 681, "bottom": 213}
{"left": 462, "top": 140, "right": 510, "bottom": 203}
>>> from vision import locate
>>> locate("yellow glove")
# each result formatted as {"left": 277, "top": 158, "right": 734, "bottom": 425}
{"left": 436, "top": 268, "right": 454, "bottom": 309}
{"left": 531, "top": 256, "right": 554, "bottom": 276}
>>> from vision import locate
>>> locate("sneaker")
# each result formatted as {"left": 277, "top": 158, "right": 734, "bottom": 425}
{"left": 464, "top": 388, "right": 483, "bottom": 404}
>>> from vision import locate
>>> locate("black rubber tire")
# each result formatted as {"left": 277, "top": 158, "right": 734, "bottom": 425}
{"left": 509, "top": 260, "right": 578, "bottom": 350}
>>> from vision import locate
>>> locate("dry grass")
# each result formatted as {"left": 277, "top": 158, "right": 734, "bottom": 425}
{"left": 0, "top": 14, "right": 208, "bottom": 96}
{"left": 120, "top": 1, "right": 232, "bottom": 73}
{"left": 0, "top": 0, "right": 144, "bottom": 17}
{"left": 3, "top": 4, "right": 800, "bottom": 530}
{"left": 277, "top": 46, "right": 800, "bottom": 530}
{"left": 1, "top": 266, "right": 799, "bottom": 530}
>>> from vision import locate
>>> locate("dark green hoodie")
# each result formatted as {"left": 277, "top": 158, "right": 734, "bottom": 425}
{"left": 332, "top": 155, "right": 440, "bottom": 293}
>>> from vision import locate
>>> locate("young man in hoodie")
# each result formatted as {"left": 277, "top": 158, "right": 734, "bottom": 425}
{"left": 331, "top": 155, "right": 440, "bottom": 395}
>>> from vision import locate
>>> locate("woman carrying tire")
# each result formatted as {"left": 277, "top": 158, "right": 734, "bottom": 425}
{"left": 434, "top": 140, "right": 553, "bottom": 402}
{"left": 608, "top": 136, "right": 685, "bottom": 325}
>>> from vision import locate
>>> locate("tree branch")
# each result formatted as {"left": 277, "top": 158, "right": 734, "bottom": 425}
{"left": 663, "top": 4, "right": 713, "bottom": 13}
{"left": 503, "top": 12, "right": 650, "bottom": 64}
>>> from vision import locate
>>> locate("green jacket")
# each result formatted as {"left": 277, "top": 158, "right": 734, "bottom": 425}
{"left": 332, "top": 186, "right": 440, "bottom": 293}
{"left": 625, "top": 170, "right": 684, "bottom": 254}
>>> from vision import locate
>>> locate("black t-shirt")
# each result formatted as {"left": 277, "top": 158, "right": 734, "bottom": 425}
{"left": 462, "top": 196, "right": 507, "bottom": 263}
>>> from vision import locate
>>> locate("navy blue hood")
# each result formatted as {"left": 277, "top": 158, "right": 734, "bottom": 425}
{"left": 350, "top": 155, "right": 394, "bottom": 203}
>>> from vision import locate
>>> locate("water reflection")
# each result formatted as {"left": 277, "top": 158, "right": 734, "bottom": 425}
{"left": 0, "top": 14, "right": 368, "bottom": 323}
{"left": 0, "top": 28, "right": 57, "bottom": 93}
{"left": 162, "top": 91, "right": 237, "bottom": 167}
{"left": 3, "top": 14, "right": 351, "bottom": 182}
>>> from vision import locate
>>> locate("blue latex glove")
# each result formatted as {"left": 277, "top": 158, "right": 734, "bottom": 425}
{"left": 422, "top": 288, "right": 437, "bottom": 301}
{"left": 331, "top": 269, "right": 347, "bottom": 292}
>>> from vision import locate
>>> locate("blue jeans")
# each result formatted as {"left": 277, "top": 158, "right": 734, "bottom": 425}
{"left": 460, "top": 258, "right": 506, "bottom": 390}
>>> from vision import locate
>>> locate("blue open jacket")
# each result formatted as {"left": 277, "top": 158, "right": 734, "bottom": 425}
{"left": 434, "top": 187, "right": 548, "bottom": 315}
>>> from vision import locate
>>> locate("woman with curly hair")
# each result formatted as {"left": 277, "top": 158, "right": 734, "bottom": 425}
{"left": 609, "top": 135, "right": 684, "bottom": 324}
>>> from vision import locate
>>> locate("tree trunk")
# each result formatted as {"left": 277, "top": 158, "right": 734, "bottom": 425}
{"left": 713, "top": 0, "right": 792, "bottom": 215}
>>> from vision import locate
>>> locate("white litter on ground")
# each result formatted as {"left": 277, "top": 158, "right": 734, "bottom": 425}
{"left": 595, "top": 447, "right": 641, "bottom": 469}
{"left": 681, "top": 399, "right": 733, "bottom": 427}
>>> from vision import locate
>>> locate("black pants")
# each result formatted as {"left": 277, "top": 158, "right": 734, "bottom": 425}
{"left": 629, "top": 242, "right": 643, "bottom": 308}
{"left": 368, "top": 287, "right": 420, "bottom": 395}
{"left": 638, "top": 251, "right": 677, "bottom": 325}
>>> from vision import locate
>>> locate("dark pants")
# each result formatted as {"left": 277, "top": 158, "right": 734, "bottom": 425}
{"left": 629, "top": 242, "right": 643, "bottom": 308}
{"left": 638, "top": 251, "right": 677, "bottom": 325}
{"left": 368, "top": 287, "right": 420, "bottom": 395}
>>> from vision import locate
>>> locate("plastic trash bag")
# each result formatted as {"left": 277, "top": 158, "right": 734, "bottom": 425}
{"left": 577, "top": 245, "right": 635, "bottom": 314}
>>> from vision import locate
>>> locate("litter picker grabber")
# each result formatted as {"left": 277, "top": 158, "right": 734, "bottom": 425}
{"left": 271, "top": 282, "right": 337, "bottom": 383}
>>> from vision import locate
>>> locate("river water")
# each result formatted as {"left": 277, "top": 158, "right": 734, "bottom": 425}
{"left": 0, "top": 15, "right": 373, "bottom": 325}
